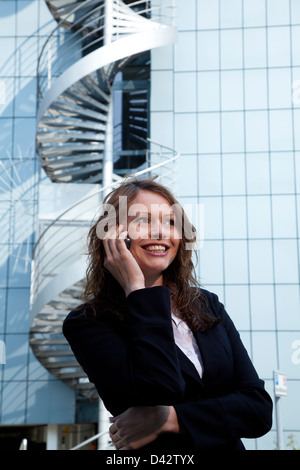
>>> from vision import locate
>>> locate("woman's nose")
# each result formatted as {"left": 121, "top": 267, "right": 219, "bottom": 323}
{"left": 150, "top": 221, "right": 167, "bottom": 239}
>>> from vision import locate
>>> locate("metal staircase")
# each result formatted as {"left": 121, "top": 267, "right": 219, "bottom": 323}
{"left": 30, "top": 0, "right": 178, "bottom": 400}
{"left": 37, "top": 0, "right": 176, "bottom": 183}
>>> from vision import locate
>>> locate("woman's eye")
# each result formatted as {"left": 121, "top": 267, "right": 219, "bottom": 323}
{"left": 163, "top": 219, "right": 175, "bottom": 226}
{"left": 135, "top": 217, "right": 149, "bottom": 224}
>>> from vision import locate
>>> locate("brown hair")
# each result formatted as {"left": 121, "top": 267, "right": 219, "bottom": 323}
{"left": 81, "top": 177, "right": 217, "bottom": 332}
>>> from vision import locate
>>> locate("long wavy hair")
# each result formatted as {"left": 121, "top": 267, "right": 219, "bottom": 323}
{"left": 81, "top": 177, "right": 217, "bottom": 332}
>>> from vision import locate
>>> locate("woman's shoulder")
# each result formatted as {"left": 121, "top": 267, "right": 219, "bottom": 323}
{"left": 63, "top": 301, "right": 123, "bottom": 331}
{"left": 199, "top": 288, "right": 226, "bottom": 319}
{"left": 200, "top": 287, "right": 218, "bottom": 303}
{"left": 63, "top": 303, "right": 95, "bottom": 326}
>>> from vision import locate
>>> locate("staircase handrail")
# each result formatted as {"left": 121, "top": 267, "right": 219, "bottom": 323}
{"left": 37, "top": 1, "right": 175, "bottom": 101}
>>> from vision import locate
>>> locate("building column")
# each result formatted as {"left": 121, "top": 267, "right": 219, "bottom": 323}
{"left": 102, "top": 0, "right": 114, "bottom": 194}
{"left": 46, "top": 424, "right": 60, "bottom": 450}
{"left": 102, "top": 98, "right": 113, "bottom": 193}
{"left": 98, "top": 399, "right": 111, "bottom": 450}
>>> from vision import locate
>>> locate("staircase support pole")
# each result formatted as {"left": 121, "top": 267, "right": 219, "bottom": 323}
{"left": 102, "top": 98, "right": 113, "bottom": 193}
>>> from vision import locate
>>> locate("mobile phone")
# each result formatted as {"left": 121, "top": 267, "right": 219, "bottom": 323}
{"left": 125, "top": 237, "right": 131, "bottom": 250}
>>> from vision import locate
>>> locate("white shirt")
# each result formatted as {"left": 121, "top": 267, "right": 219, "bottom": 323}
{"left": 171, "top": 314, "right": 203, "bottom": 378}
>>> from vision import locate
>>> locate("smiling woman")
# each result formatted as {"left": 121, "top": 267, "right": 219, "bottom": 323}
{"left": 63, "top": 177, "right": 273, "bottom": 451}
{"left": 85, "top": 178, "right": 206, "bottom": 329}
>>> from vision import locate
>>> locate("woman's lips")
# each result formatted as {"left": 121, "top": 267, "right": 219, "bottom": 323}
{"left": 141, "top": 244, "right": 170, "bottom": 255}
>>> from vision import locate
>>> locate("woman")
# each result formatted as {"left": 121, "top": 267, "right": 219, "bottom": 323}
{"left": 63, "top": 178, "right": 273, "bottom": 451}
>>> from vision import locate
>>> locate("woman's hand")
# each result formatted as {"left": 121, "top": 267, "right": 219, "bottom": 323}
{"left": 109, "top": 405, "right": 180, "bottom": 450}
{"left": 103, "top": 224, "right": 145, "bottom": 297}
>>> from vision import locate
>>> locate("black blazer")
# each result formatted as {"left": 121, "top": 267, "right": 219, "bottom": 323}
{"left": 63, "top": 286, "right": 273, "bottom": 450}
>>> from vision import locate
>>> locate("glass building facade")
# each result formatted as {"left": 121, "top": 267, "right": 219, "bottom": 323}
{"left": 0, "top": 0, "right": 299, "bottom": 450}
{"left": 151, "top": 0, "right": 300, "bottom": 450}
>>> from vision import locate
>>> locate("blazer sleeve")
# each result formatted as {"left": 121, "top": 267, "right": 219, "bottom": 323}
{"left": 173, "top": 292, "right": 273, "bottom": 449}
{"left": 63, "top": 286, "right": 185, "bottom": 405}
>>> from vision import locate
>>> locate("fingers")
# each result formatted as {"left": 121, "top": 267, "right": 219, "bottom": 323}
{"left": 109, "top": 421, "right": 128, "bottom": 450}
{"left": 103, "top": 224, "right": 128, "bottom": 257}
{"left": 102, "top": 225, "right": 145, "bottom": 296}
{"left": 103, "top": 225, "right": 127, "bottom": 270}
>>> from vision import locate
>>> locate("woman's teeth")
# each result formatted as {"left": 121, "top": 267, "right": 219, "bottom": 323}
{"left": 144, "top": 245, "right": 167, "bottom": 252}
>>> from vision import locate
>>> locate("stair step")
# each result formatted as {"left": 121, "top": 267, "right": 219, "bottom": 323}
{"left": 50, "top": 163, "right": 103, "bottom": 182}
{"left": 44, "top": 360, "right": 80, "bottom": 369}
{"left": 57, "top": 371, "right": 86, "bottom": 379}
{"left": 37, "top": 131, "right": 105, "bottom": 144}
{"left": 80, "top": 75, "right": 111, "bottom": 103}
{"left": 30, "top": 337, "right": 67, "bottom": 346}
{"left": 41, "top": 143, "right": 104, "bottom": 158}
{"left": 50, "top": 101, "right": 107, "bottom": 122}
{"left": 79, "top": 172, "right": 103, "bottom": 184}
{"left": 46, "top": 0, "right": 100, "bottom": 31}
{"left": 44, "top": 154, "right": 103, "bottom": 171}
{"left": 35, "top": 349, "right": 74, "bottom": 358}
{"left": 76, "top": 382, "right": 95, "bottom": 390}
{"left": 39, "top": 116, "right": 106, "bottom": 132}
{"left": 62, "top": 88, "right": 109, "bottom": 113}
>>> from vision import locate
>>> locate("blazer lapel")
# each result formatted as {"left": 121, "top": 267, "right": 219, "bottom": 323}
{"left": 175, "top": 323, "right": 234, "bottom": 395}
{"left": 193, "top": 323, "right": 234, "bottom": 393}
{"left": 175, "top": 344, "right": 205, "bottom": 390}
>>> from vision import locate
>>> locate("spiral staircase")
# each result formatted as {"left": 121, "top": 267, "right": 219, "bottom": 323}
{"left": 30, "top": 0, "right": 178, "bottom": 401}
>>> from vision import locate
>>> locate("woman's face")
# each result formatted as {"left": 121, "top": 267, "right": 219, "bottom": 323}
{"left": 126, "top": 190, "right": 181, "bottom": 283}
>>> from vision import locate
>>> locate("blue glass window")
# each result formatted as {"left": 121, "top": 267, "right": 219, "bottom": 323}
{"left": 221, "top": 71, "right": 243, "bottom": 111}
{"left": 268, "top": 68, "right": 293, "bottom": 109}
{"left": 174, "top": 32, "right": 196, "bottom": 71}
{"left": 250, "top": 285, "right": 276, "bottom": 330}
{"left": 249, "top": 240, "right": 274, "bottom": 283}
{"left": 244, "top": 69, "right": 268, "bottom": 110}
{"left": 271, "top": 153, "right": 295, "bottom": 193}
{"left": 197, "top": 31, "right": 219, "bottom": 70}
{"left": 198, "top": 154, "right": 222, "bottom": 195}
{"left": 220, "top": 0, "right": 242, "bottom": 28}
{"left": 244, "top": 28, "right": 267, "bottom": 68}
{"left": 199, "top": 240, "right": 224, "bottom": 284}
{"left": 243, "top": 0, "right": 266, "bottom": 27}
{"left": 272, "top": 195, "right": 297, "bottom": 238}
{"left": 292, "top": 27, "right": 300, "bottom": 65}
{"left": 276, "top": 285, "right": 300, "bottom": 330}
{"left": 175, "top": 113, "right": 197, "bottom": 154}
{"left": 247, "top": 196, "right": 272, "bottom": 238}
{"left": 248, "top": 196, "right": 272, "bottom": 238}
{"left": 245, "top": 111, "right": 269, "bottom": 152}
{"left": 224, "top": 240, "right": 248, "bottom": 284}
{"left": 223, "top": 196, "right": 247, "bottom": 239}
{"left": 225, "top": 285, "right": 250, "bottom": 330}
{"left": 269, "top": 110, "right": 293, "bottom": 151}
{"left": 267, "top": 0, "right": 290, "bottom": 26}
{"left": 246, "top": 153, "right": 270, "bottom": 194}
{"left": 197, "top": 0, "right": 219, "bottom": 29}
{"left": 198, "top": 113, "right": 221, "bottom": 153}
{"left": 197, "top": 71, "right": 220, "bottom": 111}
{"left": 220, "top": 30, "right": 243, "bottom": 70}
{"left": 268, "top": 27, "right": 291, "bottom": 67}
{"left": 273, "top": 239, "right": 299, "bottom": 283}
{"left": 221, "top": 112, "right": 244, "bottom": 153}
{"left": 175, "top": 73, "right": 196, "bottom": 112}
{"left": 152, "top": 71, "right": 173, "bottom": 111}
{"left": 222, "top": 154, "right": 245, "bottom": 195}
{"left": 252, "top": 332, "right": 277, "bottom": 378}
